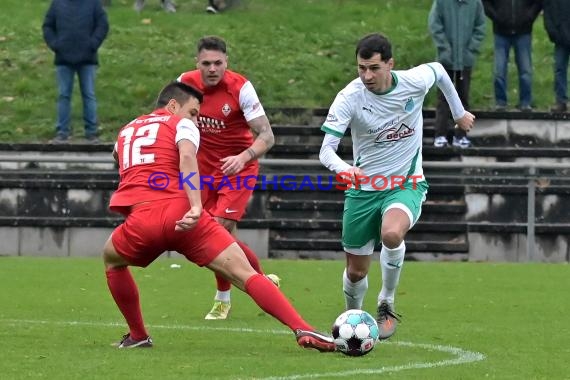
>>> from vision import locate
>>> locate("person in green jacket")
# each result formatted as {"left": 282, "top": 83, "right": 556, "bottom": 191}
{"left": 429, "top": 0, "right": 486, "bottom": 148}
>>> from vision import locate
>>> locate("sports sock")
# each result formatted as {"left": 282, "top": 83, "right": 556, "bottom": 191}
{"left": 245, "top": 273, "right": 313, "bottom": 332}
{"left": 214, "top": 240, "right": 263, "bottom": 293}
{"left": 105, "top": 266, "right": 148, "bottom": 341}
{"left": 214, "top": 273, "right": 232, "bottom": 292}
{"left": 343, "top": 269, "right": 368, "bottom": 310}
{"left": 378, "top": 241, "right": 405, "bottom": 305}
{"left": 214, "top": 290, "right": 230, "bottom": 303}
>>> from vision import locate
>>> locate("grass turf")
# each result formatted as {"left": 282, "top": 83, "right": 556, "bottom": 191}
{"left": 0, "top": 257, "right": 568, "bottom": 379}
{"left": 0, "top": 0, "right": 558, "bottom": 142}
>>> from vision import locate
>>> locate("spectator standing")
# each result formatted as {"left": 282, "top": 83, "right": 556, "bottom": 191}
{"left": 543, "top": 0, "right": 570, "bottom": 113}
{"left": 429, "top": 0, "right": 486, "bottom": 148}
{"left": 482, "top": 0, "right": 542, "bottom": 112}
{"left": 42, "top": 0, "right": 109, "bottom": 144}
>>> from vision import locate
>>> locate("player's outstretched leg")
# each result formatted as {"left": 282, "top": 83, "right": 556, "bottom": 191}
{"left": 207, "top": 243, "right": 335, "bottom": 352}
{"left": 205, "top": 240, "right": 281, "bottom": 320}
{"left": 237, "top": 240, "right": 281, "bottom": 288}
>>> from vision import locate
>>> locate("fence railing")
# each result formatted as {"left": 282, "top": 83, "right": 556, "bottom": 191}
{"left": 1, "top": 155, "right": 570, "bottom": 260}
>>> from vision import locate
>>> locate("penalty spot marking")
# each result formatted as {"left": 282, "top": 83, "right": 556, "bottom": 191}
{"left": 0, "top": 318, "right": 485, "bottom": 378}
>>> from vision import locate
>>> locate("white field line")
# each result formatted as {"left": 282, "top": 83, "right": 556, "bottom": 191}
{"left": 0, "top": 318, "right": 485, "bottom": 379}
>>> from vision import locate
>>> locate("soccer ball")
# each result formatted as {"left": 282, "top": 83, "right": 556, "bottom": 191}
{"left": 332, "top": 309, "right": 379, "bottom": 356}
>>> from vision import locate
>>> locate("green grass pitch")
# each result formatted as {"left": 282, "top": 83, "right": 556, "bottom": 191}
{"left": 0, "top": 257, "right": 568, "bottom": 379}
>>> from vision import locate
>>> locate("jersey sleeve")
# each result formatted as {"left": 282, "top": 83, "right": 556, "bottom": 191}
{"left": 238, "top": 81, "right": 266, "bottom": 122}
{"left": 427, "top": 62, "right": 466, "bottom": 120}
{"left": 175, "top": 118, "right": 200, "bottom": 151}
{"left": 321, "top": 91, "right": 353, "bottom": 138}
{"left": 411, "top": 63, "right": 438, "bottom": 94}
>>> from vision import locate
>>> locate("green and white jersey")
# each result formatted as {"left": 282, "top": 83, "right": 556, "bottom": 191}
{"left": 322, "top": 63, "right": 437, "bottom": 191}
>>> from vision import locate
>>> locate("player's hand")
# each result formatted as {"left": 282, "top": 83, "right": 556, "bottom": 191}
{"left": 344, "top": 166, "right": 365, "bottom": 187}
{"left": 220, "top": 155, "right": 247, "bottom": 176}
{"left": 175, "top": 206, "right": 202, "bottom": 231}
{"left": 455, "top": 111, "right": 475, "bottom": 133}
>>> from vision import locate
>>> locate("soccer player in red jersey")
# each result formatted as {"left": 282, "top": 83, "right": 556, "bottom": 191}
{"left": 103, "top": 81, "right": 334, "bottom": 351}
{"left": 177, "top": 36, "right": 277, "bottom": 320}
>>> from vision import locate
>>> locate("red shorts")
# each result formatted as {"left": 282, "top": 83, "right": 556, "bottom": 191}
{"left": 201, "top": 174, "right": 257, "bottom": 221}
{"left": 111, "top": 197, "right": 235, "bottom": 267}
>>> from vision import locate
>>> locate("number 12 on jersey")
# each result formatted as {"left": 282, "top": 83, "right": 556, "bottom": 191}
{"left": 120, "top": 123, "right": 160, "bottom": 169}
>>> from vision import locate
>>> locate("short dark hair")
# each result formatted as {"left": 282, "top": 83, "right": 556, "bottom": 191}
{"left": 156, "top": 81, "right": 203, "bottom": 108}
{"left": 355, "top": 33, "right": 392, "bottom": 62}
{"left": 197, "top": 35, "right": 227, "bottom": 54}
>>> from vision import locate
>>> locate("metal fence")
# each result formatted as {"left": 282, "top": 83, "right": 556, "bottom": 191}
{"left": 1, "top": 154, "right": 570, "bottom": 260}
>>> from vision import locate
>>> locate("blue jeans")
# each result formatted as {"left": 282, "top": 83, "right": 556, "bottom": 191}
{"left": 55, "top": 65, "right": 98, "bottom": 139}
{"left": 554, "top": 44, "right": 569, "bottom": 104}
{"left": 493, "top": 33, "right": 533, "bottom": 107}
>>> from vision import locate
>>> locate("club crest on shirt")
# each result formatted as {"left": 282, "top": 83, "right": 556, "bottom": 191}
{"left": 404, "top": 97, "right": 414, "bottom": 112}
{"left": 222, "top": 103, "right": 232, "bottom": 117}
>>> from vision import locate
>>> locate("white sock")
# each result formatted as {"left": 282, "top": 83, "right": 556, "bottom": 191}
{"left": 378, "top": 241, "right": 405, "bottom": 306}
{"left": 343, "top": 269, "right": 368, "bottom": 310}
{"left": 215, "top": 290, "right": 231, "bottom": 303}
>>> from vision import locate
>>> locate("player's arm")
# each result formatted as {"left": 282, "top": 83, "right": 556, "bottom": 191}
{"left": 245, "top": 114, "right": 275, "bottom": 160}
{"left": 427, "top": 62, "right": 475, "bottom": 132}
{"left": 319, "top": 134, "right": 351, "bottom": 174}
{"left": 319, "top": 92, "right": 362, "bottom": 180}
{"left": 175, "top": 118, "right": 202, "bottom": 231}
{"left": 178, "top": 140, "right": 201, "bottom": 208}
{"left": 175, "top": 139, "right": 202, "bottom": 231}
{"left": 221, "top": 81, "right": 274, "bottom": 175}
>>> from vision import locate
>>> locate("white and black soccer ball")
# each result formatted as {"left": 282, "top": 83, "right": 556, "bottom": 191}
{"left": 332, "top": 309, "right": 380, "bottom": 356}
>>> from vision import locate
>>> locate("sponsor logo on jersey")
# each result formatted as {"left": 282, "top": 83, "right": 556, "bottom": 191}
{"left": 198, "top": 116, "right": 226, "bottom": 134}
{"left": 367, "top": 117, "right": 399, "bottom": 135}
{"left": 362, "top": 105, "right": 373, "bottom": 113}
{"left": 222, "top": 103, "right": 232, "bottom": 117}
{"left": 326, "top": 113, "right": 338, "bottom": 123}
{"left": 375, "top": 123, "right": 414, "bottom": 144}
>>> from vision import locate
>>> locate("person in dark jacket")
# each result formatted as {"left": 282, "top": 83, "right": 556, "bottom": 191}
{"left": 482, "top": 0, "right": 542, "bottom": 111}
{"left": 429, "top": 0, "right": 486, "bottom": 148}
{"left": 42, "top": 0, "right": 109, "bottom": 144}
{"left": 543, "top": 0, "right": 570, "bottom": 113}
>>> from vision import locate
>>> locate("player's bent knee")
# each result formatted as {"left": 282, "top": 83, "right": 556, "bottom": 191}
{"left": 381, "top": 230, "right": 405, "bottom": 249}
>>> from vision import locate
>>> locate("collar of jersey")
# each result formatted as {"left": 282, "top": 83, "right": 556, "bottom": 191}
{"left": 370, "top": 72, "right": 398, "bottom": 95}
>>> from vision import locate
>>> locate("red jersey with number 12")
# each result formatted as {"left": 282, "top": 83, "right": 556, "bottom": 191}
{"left": 177, "top": 69, "right": 265, "bottom": 178}
{"left": 109, "top": 108, "right": 201, "bottom": 214}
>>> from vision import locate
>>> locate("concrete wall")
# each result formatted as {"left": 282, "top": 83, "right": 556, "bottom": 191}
{"left": 0, "top": 226, "right": 270, "bottom": 259}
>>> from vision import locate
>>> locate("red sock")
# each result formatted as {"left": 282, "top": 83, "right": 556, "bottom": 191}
{"left": 214, "top": 272, "right": 232, "bottom": 292}
{"left": 245, "top": 273, "right": 313, "bottom": 332}
{"left": 215, "top": 240, "right": 263, "bottom": 292}
{"left": 105, "top": 267, "right": 148, "bottom": 341}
